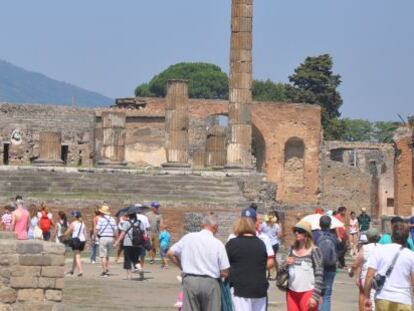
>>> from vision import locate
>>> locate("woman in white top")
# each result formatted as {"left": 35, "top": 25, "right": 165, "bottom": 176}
{"left": 348, "top": 228, "right": 380, "bottom": 311}
{"left": 28, "top": 204, "right": 42, "bottom": 240}
{"left": 349, "top": 211, "right": 360, "bottom": 257}
{"left": 64, "top": 211, "right": 87, "bottom": 277}
{"left": 260, "top": 212, "right": 282, "bottom": 279}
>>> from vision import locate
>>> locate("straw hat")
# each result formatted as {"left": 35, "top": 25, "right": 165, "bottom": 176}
{"left": 99, "top": 205, "right": 111, "bottom": 215}
{"left": 293, "top": 221, "right": 313, "bottom": 236}
{"left": 264, "top": 214, "right": 277, "bottom": 223}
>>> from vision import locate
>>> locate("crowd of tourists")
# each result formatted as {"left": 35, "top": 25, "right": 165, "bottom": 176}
{"left": 0, "top": 195, "right": 167, "bottom": 280}
{"left": 1, "top": 195, "right": 414, "bottom": 311}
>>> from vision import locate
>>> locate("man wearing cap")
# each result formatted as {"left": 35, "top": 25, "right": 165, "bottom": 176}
{"left": 94, "top": 205, "right": 118, "bottom": 277}
{"left": 357, "top": 207, "right": 371, "bottom": 233}
{"left": 147, "top": 201, "right": 163, "bottom": 264}
{"left": 168, "top": 213, "right": 229, "bottom": 310}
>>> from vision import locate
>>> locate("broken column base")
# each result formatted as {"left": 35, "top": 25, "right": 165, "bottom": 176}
{"left": 33, "top": 159, "right": 64, "bottom": 167}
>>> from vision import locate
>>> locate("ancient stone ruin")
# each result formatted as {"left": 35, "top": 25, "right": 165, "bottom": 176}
{"left": 0, "top": 232, "right": 65, "bottom": 310}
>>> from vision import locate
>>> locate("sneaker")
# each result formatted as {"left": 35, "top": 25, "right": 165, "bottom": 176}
{"left": 100, "top": 272, "right": 108, "bottom": 277}
{"left": 77, "top": 273, "right": 83, "bottom": 277}
{"left": 65, "top": 271, "right": 74, "bottom": 276}
{"left": 90, "top": 260, "right": 96, "bottom": 264}
{"left": 149, "top": 260, "right": 155, "bottom": 264}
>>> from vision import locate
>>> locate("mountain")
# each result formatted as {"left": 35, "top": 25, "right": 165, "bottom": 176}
{"left": 0, "top": 60, "right": 113, "bottom": 107}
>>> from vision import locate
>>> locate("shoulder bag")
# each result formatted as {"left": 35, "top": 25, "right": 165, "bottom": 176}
{"left": 371, "top": 245, "right": 403, "bottom": 292}
{"left": 276, "top": 248, "right": 292, "bottom": 291}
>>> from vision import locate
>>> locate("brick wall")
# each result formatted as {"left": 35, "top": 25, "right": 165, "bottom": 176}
{"left": 394, "top": 127, "right": 414, "bottom": 216}
{"left": 0, "top": 232, "right": 65, "bottom": 310}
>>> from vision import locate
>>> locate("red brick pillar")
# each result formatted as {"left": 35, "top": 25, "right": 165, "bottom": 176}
{"left": 227, "top": 0, "right": 253, "bottom": 168}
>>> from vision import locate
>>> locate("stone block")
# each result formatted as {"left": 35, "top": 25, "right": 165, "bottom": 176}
{"left": 11, "top": 266, "right": 41, "bottom": 277}
{"left": 0, "top": 268, "right": 11, "bottom": 279}
{"left": 0, "top": 232, "right": 16, "bottom": 240}
{"left": 48, "top": 255, "right": 65, "bottom": 267}
{"left": 17, "top": 289, "right": 44, "bottom": 302}
{"left": 230, "top": 61, "right": 252, "bottom": 75}
{"left": 230, "top": 49, "right": 252, "bottom": 62}
{"left": 0, "top": 241, "right": 17, "bottom": 254}
{"left": 0, "top": 255, "right": 19, "bottom": 266}
{"left": 38, "top": 277, "right": 56, "bottom": 289}
{"left": 12, "top": 302, "right": 55, "bottom": 311}
{"left": 0, "top": 303, "right": 12, "bottom": 311}
{"left": 232, "top": 3, "right": 253, "bottom": 18}
{"left": 229, "top": 88, "right": 252, "bottom": 103}
{"left": 229, "top": 72, "right": 252, "bottom": 90}
{"left": 45, "top": 290, "right": 62, "bottom": 302}
{"left": 10, "top": 276, "right": 38, "bottom": 289}
{"left": 231, "top": 32, "right": 253, "bottom": 50}
{"left": 0, "top": 286, "right": 17, "bottom": 303}
{"left": 41, "top": 266, "right": 64, "bottom": 278}
{"left": 228, "top": 102, "right": 251, "bottom": 124}
{"left": 16, "top": 241, "right": 44, "bottom": 254}
{"left": 19, "top": 255, "right": 49, "bottom": 266}
{"left": 54, "top": 278, "right": 64, "bottom": 290}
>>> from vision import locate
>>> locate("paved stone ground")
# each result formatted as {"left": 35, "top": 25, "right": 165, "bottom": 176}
{"left": 62, "top": 259, "right": 359, "bottom": 310}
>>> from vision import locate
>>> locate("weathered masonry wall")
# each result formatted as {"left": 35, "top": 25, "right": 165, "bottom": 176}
{"left": 0, "top": 232, "right": 65, "bottom": 310}
{"left": 110, "top": 97, "right": 322, "bottom": 205}
{"left": 394, "top": 124, "right": 414, "bottom": 216}
{"left": 0, "top": 103, "right": 95, "bottom": 166}
{"left": 322, "top": 141, "right": 394, "bottom": 216}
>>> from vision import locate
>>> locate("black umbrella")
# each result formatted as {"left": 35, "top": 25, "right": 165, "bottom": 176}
{"left": 115, "top": 207, "right": 130, "bottom": 218}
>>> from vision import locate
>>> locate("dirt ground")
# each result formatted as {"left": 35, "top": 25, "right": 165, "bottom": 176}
{"left": 62, "top": 258, "right": 359, "bottom": 311}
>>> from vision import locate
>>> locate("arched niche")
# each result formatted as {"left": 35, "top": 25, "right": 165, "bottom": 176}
{"left": 284, "top": 137, "right": 305, "bottom": 187}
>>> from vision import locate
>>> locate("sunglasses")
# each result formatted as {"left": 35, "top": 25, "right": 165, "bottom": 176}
{"left": 294, "top": 228, "right": 307, "bottom": 234}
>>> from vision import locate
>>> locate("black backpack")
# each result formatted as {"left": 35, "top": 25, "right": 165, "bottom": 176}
{"left": 317, "top": 232, "right": 337, "bottom": 268}
{"left": 128, "top": 220, "right": 145, "bottom": 247}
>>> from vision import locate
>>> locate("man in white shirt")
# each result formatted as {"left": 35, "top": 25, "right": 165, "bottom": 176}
{"left": 168, "top": 213, "right": 230, "bottom": 311}
{"left": 364, "top": 222, "right": 414, "bottom": 311}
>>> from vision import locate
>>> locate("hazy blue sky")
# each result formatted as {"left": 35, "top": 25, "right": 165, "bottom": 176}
{"left": 0, "top": 1, "right": 413, "bottom": 121}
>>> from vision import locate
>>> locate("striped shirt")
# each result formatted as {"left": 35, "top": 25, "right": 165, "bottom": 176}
{"left": 96, "top": 215, "right": 117, "bottom": 238}
{"left": 287, "top": 247, "right": 324, "bottom": 301}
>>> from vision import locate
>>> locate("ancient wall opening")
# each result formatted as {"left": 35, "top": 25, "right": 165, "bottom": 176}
{"left": 284, "top": 137, "right": 305, "bottom": 188}
{"left": 252, "top": 124, "right": 266, "bottom": 172}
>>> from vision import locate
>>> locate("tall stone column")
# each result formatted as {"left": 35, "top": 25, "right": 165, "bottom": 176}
{"left": 33, "top": 132, "right": 63, "bottom": 166}
{"left": 162, "top": 80, "right": 190, "bottom": 167}
{"left": 227, "top": 0, "right": 253, "bottom": 168}
{"left": 98, "top": 111, "right": 127, "bottom": 167}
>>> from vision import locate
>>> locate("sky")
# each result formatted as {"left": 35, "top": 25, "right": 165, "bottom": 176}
{"left": 0, "top": 0, "right": 413, "bottom": 122}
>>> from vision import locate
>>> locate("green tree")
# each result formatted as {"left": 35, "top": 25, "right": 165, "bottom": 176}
{"left": 135, "top": 62, "right": 229, "bottom": 99}
{"left": 288, "top": 54, "right": 343, "bottom": 139}
{"left": 372, "top": 121, "right": 400, "bottom": 143}
{"left": 339, "top": 118, "right": 373, "bottom": 141}
{"left": 252, "top": 80, "right": 292, "bottom": 102}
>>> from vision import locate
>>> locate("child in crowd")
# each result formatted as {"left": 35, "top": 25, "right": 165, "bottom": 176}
{"left": 159, "top": 224, "right": 171, "bottom": 269}
{"left": 1, "top": 204, "right": 14, "bottom": 231}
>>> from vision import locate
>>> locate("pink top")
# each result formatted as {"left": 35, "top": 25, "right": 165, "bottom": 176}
{"left": 1, "top": 213, "right": 12, "bottom": 231}
{"left": 13, "top": 207, "right": 29, "bottom": 240}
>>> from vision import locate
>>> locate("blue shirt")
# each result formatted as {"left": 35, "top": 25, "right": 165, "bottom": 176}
{"left": 159, "top": 230, "right": 171, "bottom": 250}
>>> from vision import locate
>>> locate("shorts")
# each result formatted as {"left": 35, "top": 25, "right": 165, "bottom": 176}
{"left": 150, "top": 232, "right": 160, "bottom": 250}
{"left": 72, "top": 241, "right": 86, "bottom": 252}
{"left": 375, "top": 299, "right": 411, "bottom": 311}
{"left": 160, "top": 247, "right": 169, "bottom": 259}
{"left": 123, "top": 246, "right": 145, "bottom": 270}
{"left": 99, "top": 237, "right": 114, "bottom": 258}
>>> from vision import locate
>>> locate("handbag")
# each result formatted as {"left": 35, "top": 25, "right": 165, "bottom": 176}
{"left": 276, "top": 248, "right": 292, "bottom": 291}
{"left": 70, "top": 222, "right": 83, "bottom": 248}
{"left": 220, "top": 279, "right": 233, "bottom": 311}
{"left": 371, "top": 245, "right": 403, "bottom": 292}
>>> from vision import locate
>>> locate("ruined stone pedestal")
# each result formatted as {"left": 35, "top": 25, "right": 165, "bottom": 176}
{"left": 98, "top": 112, "right": 128, "bottom": 167}
{"left": 162, "top": 80, "right": 191, "bottom": 168}
{"left": 33, "top": 132, "right": 64, "bottom": 166}
{"left": 226, "top": 0, "right": 253, "bottom": 169}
